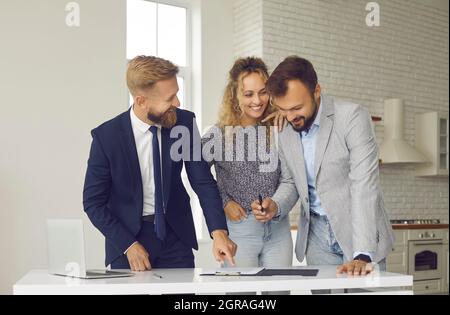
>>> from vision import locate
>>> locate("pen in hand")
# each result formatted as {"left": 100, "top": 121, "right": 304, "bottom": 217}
{"left": 258, "top": 194, "right": 265, "bottom": 213}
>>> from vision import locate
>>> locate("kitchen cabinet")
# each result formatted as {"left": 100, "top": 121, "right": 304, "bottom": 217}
{"left": 387, "top": 230, "right": 408, "bottom": 274}
{"left": 415, "top": 111, "right": 449, "bottom": 177}
{"left": 413, "top": 279, "right": 443, "bottom": 294}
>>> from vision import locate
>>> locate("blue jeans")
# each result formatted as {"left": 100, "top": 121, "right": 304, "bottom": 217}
{"left": 224, "top": 214, "right": 293, "bottom": 268}
{"left": 306, "top": 212, "right": 385, "bottom": 270}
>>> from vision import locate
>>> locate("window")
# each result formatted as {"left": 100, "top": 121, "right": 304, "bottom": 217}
{"left": 126, "top": 0, "right": 190, "bottom": 110}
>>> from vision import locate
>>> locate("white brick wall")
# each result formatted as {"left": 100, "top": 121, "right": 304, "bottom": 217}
{"left": 234, "top": 0, "right": 449, "bottom": 224}
{"left": 233, "top": 0, "right": 264, "bottom": 57}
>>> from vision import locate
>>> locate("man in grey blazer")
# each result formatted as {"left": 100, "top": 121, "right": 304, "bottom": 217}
{"left": 251, "top": 56, "right": 394, "bottom": 275}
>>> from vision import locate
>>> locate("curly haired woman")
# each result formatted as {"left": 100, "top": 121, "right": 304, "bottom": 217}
{"left": 202, "top": 57, "right": 292, "bottom": 269}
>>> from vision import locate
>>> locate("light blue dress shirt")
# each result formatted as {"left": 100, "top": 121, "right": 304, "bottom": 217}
{"left": 300, "top": 98, "right": 325, "bottom": 216}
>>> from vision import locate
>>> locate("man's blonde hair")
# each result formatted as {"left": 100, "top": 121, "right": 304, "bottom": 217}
{"left": 127, "top": 55, "right": 179, "bottom": 96}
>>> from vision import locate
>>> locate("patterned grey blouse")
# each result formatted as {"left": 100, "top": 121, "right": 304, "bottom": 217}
{"left": 201, "top": 125, "right": 281, "bottom": 213}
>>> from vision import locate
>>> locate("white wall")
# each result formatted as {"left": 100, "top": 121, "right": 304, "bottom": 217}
{"left": 235, "top": 0, "right": 449, "bottom": 225}
{"left": 0, "top": 0, "right": 128, "bottom": 294}
{"left": 233, "top": 0, "right": 263, "bottom": 57}
{"left": 199, "top": 0, "right": 235, "bottom": 130}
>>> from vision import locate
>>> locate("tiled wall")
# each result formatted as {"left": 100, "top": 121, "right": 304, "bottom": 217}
{"left": 234, "top": 0, "right": 449, "bottom": 224}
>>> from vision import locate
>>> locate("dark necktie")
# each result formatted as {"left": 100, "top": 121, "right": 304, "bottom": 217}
{"left": 149, "top": 126, "right": 166, "bottom": 240}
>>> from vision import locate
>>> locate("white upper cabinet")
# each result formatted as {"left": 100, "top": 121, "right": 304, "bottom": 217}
{"left": 415, "top": 112, "right": 449, "bottom": 177}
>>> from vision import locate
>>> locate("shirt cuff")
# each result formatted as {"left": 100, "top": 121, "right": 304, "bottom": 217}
{"left": 353, "top": 251, "right": 374, "bottom": 261}
{"left": 124, "top": 241, "right": 138, "bottom": 255}
{"left": 210, "top": 229, "right": 229, "bottom": 238}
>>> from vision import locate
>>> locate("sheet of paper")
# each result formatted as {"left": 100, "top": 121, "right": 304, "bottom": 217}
{"left": 200, "top": 267, "right": 265, "bottom": 276}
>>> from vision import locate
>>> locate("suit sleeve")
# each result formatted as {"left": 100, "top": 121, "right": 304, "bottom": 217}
{"left": 345, "top": 106, "right": 380, "bottom": 253}
{"left": 271, "top": 139, "right": 299, "bottom": 221}
{"left": 185, "top": 116, "right": 228, "bottom": 236}
{"left": 83, "top": 130, "right": 136, "bottom": 254}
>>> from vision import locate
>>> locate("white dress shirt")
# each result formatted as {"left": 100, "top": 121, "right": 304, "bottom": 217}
{"left": 129, "top": 107, "right": 162, "bottom": 217}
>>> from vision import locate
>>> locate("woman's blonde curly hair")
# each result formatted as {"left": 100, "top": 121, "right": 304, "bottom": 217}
{"left": 218, "top": 57, "right": 275, "bottom": 129}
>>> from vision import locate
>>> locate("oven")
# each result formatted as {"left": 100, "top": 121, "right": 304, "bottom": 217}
{"left": 408, "top": 229, "right": 444, "bottom": 281}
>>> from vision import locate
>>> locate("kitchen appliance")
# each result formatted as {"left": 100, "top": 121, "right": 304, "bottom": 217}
{"left": 379, "top": 99, "right": 427, "bottom": 164}
{"left": 407, "top": 229, "right": 444, "bottom": 282}
{"left": 391, "top": 219, "right": 441, "bottom": 225}
{"left": 391, "top": 220, "right": 445, "bottom": 281}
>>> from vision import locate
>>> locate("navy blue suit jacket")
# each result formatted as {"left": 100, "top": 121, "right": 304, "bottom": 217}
{"left": 83, "top": 108, "right": 227, "bottom": 266}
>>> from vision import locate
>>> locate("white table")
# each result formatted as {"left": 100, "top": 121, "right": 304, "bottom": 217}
{"left": 13, "top": 266, "right": 413, "bottom": 295}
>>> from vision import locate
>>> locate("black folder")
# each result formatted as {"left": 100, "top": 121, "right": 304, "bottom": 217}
{"left": 201, "top": 268, "right": 318, "bottom": 277}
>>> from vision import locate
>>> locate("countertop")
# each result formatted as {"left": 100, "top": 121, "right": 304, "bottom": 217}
{"left": 290, "top": 224, "right": 449, "bottom": 231}
{"left": 390, "top": 224, "right": 448, "bottom": 230}
{"left": 13, "top": 267, "right": 413, "bottom": 295}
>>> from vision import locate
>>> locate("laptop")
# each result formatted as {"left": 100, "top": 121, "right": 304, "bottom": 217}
{"left": 46, "top": 219, "right": 134, "bottom": 279}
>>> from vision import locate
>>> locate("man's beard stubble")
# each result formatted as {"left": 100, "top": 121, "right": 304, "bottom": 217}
{"left": 291, "top": 98, "right": 319, "bottom": 133}
{"left": 148, "top": 107, "right": 177, "bottom": 129}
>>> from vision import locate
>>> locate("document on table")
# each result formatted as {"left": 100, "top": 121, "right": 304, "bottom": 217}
{"left": 200, "top": 267, "right": 319, "bottom": 277}
{"left": 200, "top": 267, "right": 265, "bottom": 276}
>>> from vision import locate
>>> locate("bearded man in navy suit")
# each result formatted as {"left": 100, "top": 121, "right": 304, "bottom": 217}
{"left": 83, "top": 56, "right": 236, "bottom": 271}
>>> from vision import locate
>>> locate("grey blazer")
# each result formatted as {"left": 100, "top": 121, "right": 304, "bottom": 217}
{"left": 272, "top": 95, "right": 394, "bottom": 263}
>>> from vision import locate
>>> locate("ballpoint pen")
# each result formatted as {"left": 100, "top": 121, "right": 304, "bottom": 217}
{"left": 152, "top": 273, "right": 163, "bottom": 279}
{"left": 258, "top": 194, "right": 265, "bottom": 213}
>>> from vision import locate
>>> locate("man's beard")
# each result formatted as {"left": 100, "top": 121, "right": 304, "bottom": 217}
{"left": 291, "top": 98, "right": 319, "bottom": 133}
{"left": 148, "top": 107, "right": 177, "bottom": 129}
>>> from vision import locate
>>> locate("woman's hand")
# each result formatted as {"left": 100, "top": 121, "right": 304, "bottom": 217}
{"left": 224, "top": 200, "right": 248, "bottom": 222}
{"left": 262, "top": 110, "right": 288, "bottom": 132}
{"left": 251, "top": 197, "right": 278, "bottom": 223}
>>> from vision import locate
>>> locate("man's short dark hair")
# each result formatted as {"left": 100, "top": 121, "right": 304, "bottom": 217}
{"left": 267, "top": 56, "right": 318, "bottom": 97}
